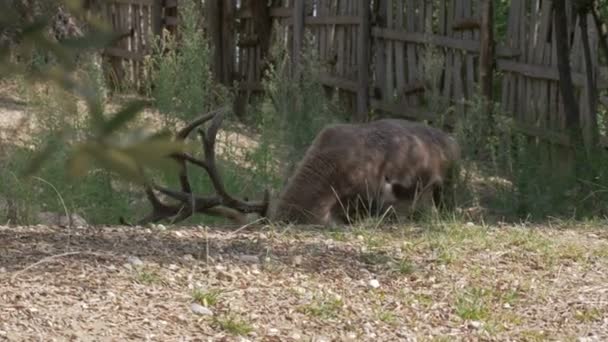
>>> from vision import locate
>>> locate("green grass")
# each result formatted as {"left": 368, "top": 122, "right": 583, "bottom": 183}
{"left": 214, "top": 315, "right": 253, "bottom": 336}
{"left": 298, "top": 295, "right": 344, "bottom": 319}
{"left": 454, "top": 287, "right": 491, "bottom": 321}
{"left": 192, "top": 288, "right": 223, "bottom": 307}
{"left": 134, "top": 268, "right": 163, "bottom": 285}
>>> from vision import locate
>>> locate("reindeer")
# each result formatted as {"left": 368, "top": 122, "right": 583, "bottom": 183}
{"left": 123, "top": 108, "right": 460, "bottom": 227}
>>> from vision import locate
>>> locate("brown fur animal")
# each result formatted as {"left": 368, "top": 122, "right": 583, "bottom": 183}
{"left": 128, "top": 112, "right": 460, "bottom": 227}
{"left": 269, "top": 118, "right": 460, "bottom": 225}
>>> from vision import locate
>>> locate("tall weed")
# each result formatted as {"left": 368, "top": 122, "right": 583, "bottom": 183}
{"left": 251, "top": 30, "right": 345, "bottom": 181}
{"left": 145, "top": 0, "right": 229, "bottom": 127}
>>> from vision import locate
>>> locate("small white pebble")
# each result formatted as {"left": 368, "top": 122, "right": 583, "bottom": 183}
{"left": 468, "top": 320, "right": 482, "bottom": 329}
{"left": 156, "top": 224, "right": 167, "bottom": 230}
{"left": 503, "top": 303, "right": 511, "bottom": 309}
{"left": 167, "top": 264, "right": 179, "bottom": 271}
{"left": 238, "top": 254, "right": 259, "bottom": 263}
{"left": 466, "top": 222, "right": 475, "bottom": 227}
{"left": 190, "top": 303, "right": 213, "bottom": 316}
{"left": 368, "top": 279, "right": 380, "bottom": 289}
{"left": 292, "top": 255, "right": 303, "bottom": 266}
{"left": 127, "top": 256, "right": 144, "bottom": 267}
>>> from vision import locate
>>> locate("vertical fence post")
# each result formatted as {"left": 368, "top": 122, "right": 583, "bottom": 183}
{"left": 206, "top": 0, "right": 224, "bottom": 83}
{"left": 356, "top": 0, "right": 371, "bottom": 122}
{"left": 479, "top": 0, "right": 494, "bottom": 114}
{"left": 292, "top": 0, "right": 305, "bottom": 78}
{"left": 222, "top": 0, "right": 235, "bottom": 85}
{"left": 152, "top": 0, "right": 163, "bottom": 36}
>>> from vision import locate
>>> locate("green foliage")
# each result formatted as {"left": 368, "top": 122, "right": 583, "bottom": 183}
{"left": 0, "top": 1, "right": 189, "bottom": 185}
{"left": 455, "top": 287, "right": 490, "bottom": 321}
{"left": 145, "top": 0, "right": 229, "bottom": 126}
{"left": 0, "top": 82, "right": 140, "bottom": 224}
{"left": 252, "top": 29, "right": 346, "bottom": 178}
{"left": 192, "top": 288, "right": 223, "bottom": 307}
{"left": 213, "top": 315, "right": 253, "bottom": 336}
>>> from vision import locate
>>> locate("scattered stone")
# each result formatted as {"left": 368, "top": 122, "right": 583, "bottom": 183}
{"left": 0, "top": 267, "right": 6, "bottom": 273}
{"left": 238, "top": 254, "right": 259, "bottom": 263}
{"left": 368, "top": 279, "right": 380, "bottom": 289}
{"left": 468, "top": 320, "right": 482, "bottom": 329}
{"left": 183, "top": 254, "right": 195, "bottom": 261}
{"left": 345, "top": 332, "right": 358, "bottom": 340}
{"left": 503, "top": 303, "right": 511, "bottom": 309}
{"left": 127, "top": 256, "right": 144, "bottom": 267}
{"left": 466, "top": 222, "right": 475, "bottom": 227}
{"left": 267, "top": 328, "right": 279, "bottom": 336}
{"left": 292, "top": 255, "right": 303, "bottom": 266}
{"left": 190, "top": 303, "right": 213, "bottom": 316}
{"left": 313, "top": 336, "right": 330, "bottom": 342}
{"left": 167, "top": 264, "right": 179, "bottom": 271}
{"left": 156, "top": 224, "right": 167, "bottom": 231}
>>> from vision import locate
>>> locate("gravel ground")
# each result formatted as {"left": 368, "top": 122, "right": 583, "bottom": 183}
{"left": 1, "top": 223, "right": 607, "bottom": 341}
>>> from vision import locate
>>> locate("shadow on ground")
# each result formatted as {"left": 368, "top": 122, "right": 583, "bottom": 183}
{"left": 0, "top": 224, "right": 421, "bottom": 278}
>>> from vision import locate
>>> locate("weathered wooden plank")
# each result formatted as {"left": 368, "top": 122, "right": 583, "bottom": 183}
{"left": 373, "top": 0, "right": 387, "bottom": 100}
{"left": 371, "top": 28, "right": 520, "bottom": 57}
{"left": 496, "top": 60, "right": 602, "bottom": 88}
{"left": 319, "top": 74, "right": 359, "bottom": 93}
{"left": 405, "top": 0, "right": 417, "bottom": 105}
{"left": 110, "top": 0, "right": 153, "bottom": 6}
{"left": 165, "top": 0, "right": 178, "bottom": 8}
{"left": 292, "top": 0, "right": 305, "bottom": 76}
{"left": 336, "top": 0, "right": 346, "bottom": 76}
{"left": 394, "top": 0, "right": 405, "bottom": 99}
{"left": 104, "top": 44, "right": 146, "bottom": 60}
{"left": 479, "top": 0, "right": 493, "bottom": 104}
{"left": 237, "top": 6, "right": 291, "bottom": 18}
{"left": 442, "top": 0, "right": 454, "bottom": 100}
{"left": 453, "top": 0, "right": 465, "bottom": 116}
{"left": 356, "top": 0, "right": 371, "bottom": 121}
{"left": 385, "top": 0, "right": 394, "bottom": 100}
{"left": 517, "top": 0, "right": 528, "bottom": 123}
{"left": 370, "top": 99, "right": 448, "bottom": 123}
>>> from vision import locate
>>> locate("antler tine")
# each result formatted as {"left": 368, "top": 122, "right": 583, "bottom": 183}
{"left": 126, "top": 107, "right": 270, "bottom": 225}
{"left": 177, "top": 107, "right": 228, "bottom": 139}
{"left": 197, "top": 114, "right": 269, "bottom": 215}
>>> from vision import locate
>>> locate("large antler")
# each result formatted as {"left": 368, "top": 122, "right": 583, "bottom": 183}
{"left": 122, "top": 108, "right": 270, "bottom": 226}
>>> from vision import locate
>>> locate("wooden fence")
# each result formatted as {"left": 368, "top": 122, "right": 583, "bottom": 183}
{"left": 94, "top": 0, "right": 608, "bottom": 148}
{"left": 87, "top": 0, "right": 177, "bottom": 90}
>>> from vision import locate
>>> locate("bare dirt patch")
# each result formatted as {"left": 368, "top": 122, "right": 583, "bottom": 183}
{"left": 1, "top": 223, "right": 607, "bottom": 341}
